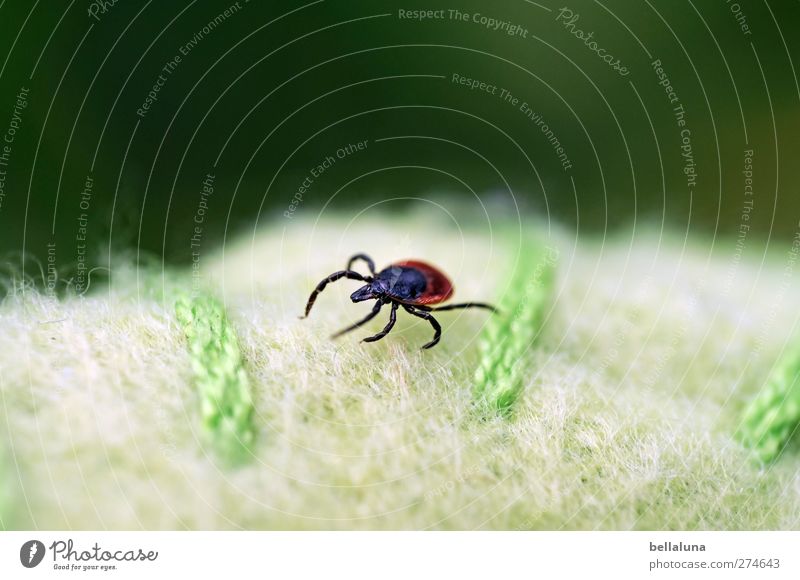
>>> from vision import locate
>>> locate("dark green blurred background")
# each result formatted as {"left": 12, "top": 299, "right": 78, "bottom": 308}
{"left": 0, "top": 0, "right": 798, "bottom": 282}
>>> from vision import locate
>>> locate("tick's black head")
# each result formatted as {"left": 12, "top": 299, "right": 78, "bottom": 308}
{"left": 350, "top": 283, "right": 380, "bottom": 303}
{"left": 350, "top": 266, "right": 428, "bottom": 304}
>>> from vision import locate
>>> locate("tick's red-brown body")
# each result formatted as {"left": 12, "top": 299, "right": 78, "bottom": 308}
{"left": 389, "top": 260, "right": 454, "bottom": 305}
{"left": 301, "top": 253, "right": 497, "bottom": 349}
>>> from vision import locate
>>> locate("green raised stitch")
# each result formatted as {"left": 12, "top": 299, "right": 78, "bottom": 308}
{"left": 175, "top": 295, "right": 256, "bottom": 464}
{"left": 473, "top": 243, "right": 558, "bottom": 415}
{"left": 739, "top": 347, "right": 800, "bottom": 462}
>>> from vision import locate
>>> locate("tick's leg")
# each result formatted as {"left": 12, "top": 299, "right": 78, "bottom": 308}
{"left": 331, "top": 300, "right": 382, "bottom": 339}
{"left": 430, "top": 302, "right": 499, "bottom": 314}
{"left": 362, "top": 302, "right": 399, "bottom": 343}
{"left": 346, "top": 253, "right": 376, "bottom": 276}
{"left": 301, "top": 270, "right": 368, "bottom": 318}
{"left": 403, "top": 305, "right": 442, "bottom": 349}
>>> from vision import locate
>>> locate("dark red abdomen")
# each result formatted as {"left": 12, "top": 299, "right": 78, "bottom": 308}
{"left": 391, "top": 260, "right": 454, "bottom": 305}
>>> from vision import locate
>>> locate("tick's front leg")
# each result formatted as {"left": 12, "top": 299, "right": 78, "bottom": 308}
{"left": 301, "top": 270, "right": 369, "bottom": 318}
{"left": 331, "top": 300, "right": 382, "bottom": 339}
{"left": 362, "top": 302, "right": 399, "bottom": 343}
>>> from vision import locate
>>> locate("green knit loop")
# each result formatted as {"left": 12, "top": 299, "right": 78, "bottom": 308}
{"left": 739, "top": 346, "right": 800, "bottom": 462}
{"left": 175, "top": 294, "right": 256, "bottom": 464}
{"left": 473, "top": 243, "right": 558, "bottom": 415}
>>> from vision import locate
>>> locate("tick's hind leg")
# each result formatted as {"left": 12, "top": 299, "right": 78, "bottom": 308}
{"left": 430, "top": 302, "right": 499, "bottom": 313}
{"left": 301, "top": 270, "right": 369, "bottom": 318}
{"left": 331, "top": 300, "right": 382, "bottom": 339}
{"left": 362, "top": 302, "right": 399, "bottom": 343}
{"left": 402, "top": 305, "right": 442, "bottom": 349}
{"left": 346, "top": 253, "right": 376, "bottom": 276}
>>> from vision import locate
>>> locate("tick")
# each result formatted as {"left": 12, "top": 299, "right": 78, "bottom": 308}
{"left": 300, "top": 253, "right": 498, "bottom": 349}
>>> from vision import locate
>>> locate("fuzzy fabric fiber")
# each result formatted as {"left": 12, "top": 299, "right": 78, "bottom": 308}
{"left": 2, "top": 211, "right": 800, "bottom": 530}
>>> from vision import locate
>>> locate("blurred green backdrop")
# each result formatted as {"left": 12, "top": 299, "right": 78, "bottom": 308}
{"left": 0, "top": 0, "right": 798, "bottom": 283}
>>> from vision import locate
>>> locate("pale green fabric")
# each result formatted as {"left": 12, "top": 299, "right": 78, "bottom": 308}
{"left": 2, "top": 215, "right": 799, "bottom": 529}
